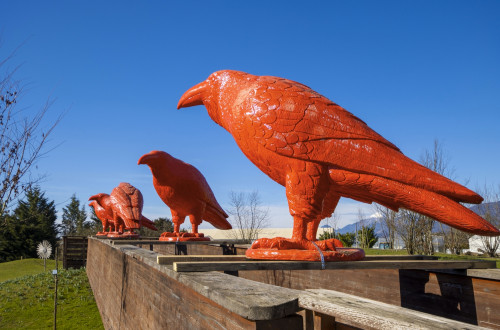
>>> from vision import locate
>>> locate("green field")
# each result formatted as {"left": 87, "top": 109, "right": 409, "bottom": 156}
{"left": 0, "top": 258, "right": 56, "bottom": 282}
{"left": 0, "top": 259, "right": 103, "bottom": 329}
{"left": 364, "top": 248, "right": 500, "bottom": 268}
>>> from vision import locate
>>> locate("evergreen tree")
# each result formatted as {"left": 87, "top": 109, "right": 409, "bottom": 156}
{"left": 86, "top": 206, "right": 103, "bottom": 235}
{"left": 139, "top": 217, "right": 173, "bottom": 237}
{"left": 338, "top": 232, "right": 356, "bottom": 247}
{"left": 318, "top": 230, "right": 335, "bottom": 240}
{"left": 0, "top": 187, "right": 58, "bottom": 261}
{"left": 61, "top": 194, "right": 87, "bottom": 236}
{"left": 0, "top": 213, "right": 23, "bottom": 262}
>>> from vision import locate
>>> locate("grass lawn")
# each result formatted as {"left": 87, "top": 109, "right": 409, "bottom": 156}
{"left": 364, "top": 248, "right": 408, "bottom": 255}
{"left": 0, "top": 258, "right": 56, "bottom": 282}
{"left": 0, "top": 259, "right": 103, "bottom": 329}
{"left": 364, "top": 248, "right": 500, "bottom": 268}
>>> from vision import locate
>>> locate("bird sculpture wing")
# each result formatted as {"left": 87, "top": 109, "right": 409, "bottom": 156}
{"left": 181, "top": 162, "right": 230, "bottom": 228}
{"left": 110, "top": 183, "right": 143, "bottom": 228}
{"left": 236, "top": 76, "right": 479, "bottom": 204}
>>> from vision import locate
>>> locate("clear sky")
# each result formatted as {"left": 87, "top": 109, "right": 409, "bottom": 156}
{"left": 1, "top": 1, "right": 499, "bottom": 229}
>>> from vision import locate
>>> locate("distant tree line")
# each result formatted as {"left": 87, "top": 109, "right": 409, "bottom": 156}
{"left": 375, "top": 140, "right": 500, "bottom": 256}
{"left": 0, "top": 187, "right": 58, "bottom": 262}
{"left": 0, "top": 186, "right": 174, "bottom": 262}
{"left": 318, "top": 224, "right": 378, "bottom": 249}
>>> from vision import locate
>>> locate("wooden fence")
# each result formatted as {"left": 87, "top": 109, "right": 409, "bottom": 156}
{"left": 62, "top": 236, "right": 88, "bottom": 269}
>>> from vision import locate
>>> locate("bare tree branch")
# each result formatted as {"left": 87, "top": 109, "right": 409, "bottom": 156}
{"left": 227, "top": 190, "right": 270, "bottom": 242}
{"left": 476, "top": 184, "right": 500, "bottom": 257}
{"left": 0, "top": 46, "right": 61, "bottom": 217}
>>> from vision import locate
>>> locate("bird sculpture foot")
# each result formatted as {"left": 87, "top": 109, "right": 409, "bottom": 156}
{"left": 121, "top": 231, "right": 140, "bottom": 238}
{"left": 95, "top": 231, "right": 108, "bottom": 238}
{"left": 246, "top": 237, "right": 365, "bottom": 261}
{"left": 158, "top": 231, "right": 210, "bottom": 242}
{"left": 251, "top": 237, "right": 343, "bottom": 251}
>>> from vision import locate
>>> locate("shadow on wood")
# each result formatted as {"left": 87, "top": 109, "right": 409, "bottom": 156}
{"left": 399, "top": 269, "right": 478, "bottom": 325}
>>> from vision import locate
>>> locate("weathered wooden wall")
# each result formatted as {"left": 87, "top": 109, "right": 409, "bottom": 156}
{"left": 88, "top": 240, "right": 500, "bottom": 329}
{"left": 229, "top": 249, "right": 500, "bottom": 328}
{"left": 145, "top": 243, "right": 500, "bottom": 328}
{"left": 63, "top": 236, "right": 88, "bottom": 269}
{"left": 87, "top": 239, "right": 303, "bottom": 330}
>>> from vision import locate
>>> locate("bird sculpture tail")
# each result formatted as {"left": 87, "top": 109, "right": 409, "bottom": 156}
{"left": 141, "top": 216, "right": 158, "bottom": 231}
{"left": 204, "top": 205, "right": 232, "bottom": 230}
{"left": 329, "top": 169, "right": 500, "bottom": 236}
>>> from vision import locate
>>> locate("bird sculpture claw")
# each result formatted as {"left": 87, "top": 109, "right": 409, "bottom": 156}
{"left": 247, "top": 237, "right": 364, "bottom": 261}
{"left": 252, "top": 237, "right": 342, "bottom": 251}
{"left": 159, "top": 231, "right": 210, "bottom": 242}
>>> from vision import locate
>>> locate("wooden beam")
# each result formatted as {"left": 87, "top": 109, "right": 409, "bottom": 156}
{"left": 299, "top": 289, "right": 484, "bottom": 330}
{"left": 173, "top": 259, "right": 496, "bottom": 272}
{"left": 157, "top": 255, "right": 248, "bottom": 265}
{"left": 363, "top": 255, "right": 437, "bottom": 261}
{"left": 111, "top": 239, "right": 249, "bottom": 245}
{"left": 157, "top": 254, "right": 436, "bottom": 265}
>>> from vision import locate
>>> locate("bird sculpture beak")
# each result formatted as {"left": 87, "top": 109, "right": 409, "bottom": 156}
{"left": 177, "top": 81, "right": 207, "bottom": 109}
{"left": 138, "top": 153, "right": 153, "bottom": 165}
{"left": 88, "top": 194, "right": 99, "bottom": 201}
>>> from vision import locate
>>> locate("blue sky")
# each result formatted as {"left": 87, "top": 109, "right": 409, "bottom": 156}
{"left": 1, "top": 1, "right": 499, "bottom": 229}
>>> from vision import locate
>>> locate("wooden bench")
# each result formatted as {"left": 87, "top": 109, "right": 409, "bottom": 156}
{"left": 299, "top": 289, "right": 484, "bottom": 329}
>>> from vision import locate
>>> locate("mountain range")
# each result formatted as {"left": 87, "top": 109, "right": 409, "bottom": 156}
{"left": 334, "top": 201, "right": 500, "bottom": 236}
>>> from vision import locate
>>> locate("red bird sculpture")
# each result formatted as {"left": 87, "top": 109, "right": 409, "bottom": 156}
{"left": 89, "top": 182, "right": 157, "bottom": 237}
{"left": 138, "top": 150, "right": 231, "bottom": 239}
{"left": 89, "top": 199, "right": 119, "bottom": 236}
{"left": 177, "top": 70, "right": 499, "bottom": 260}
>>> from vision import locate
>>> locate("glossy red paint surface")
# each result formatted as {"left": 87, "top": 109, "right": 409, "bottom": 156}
{"left": 178, "top": 70, "right": 499, "bottom": 261}
{"left": 89, "top": 182, "right": 157, "bottom": 237}
{"left": 138, "top": 150, "right": 231, "bottom": 241}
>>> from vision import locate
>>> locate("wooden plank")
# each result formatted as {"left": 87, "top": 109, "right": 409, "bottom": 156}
{"left": 157, "top": 254, "right": 248, "bottom": 265}
{"left": 466, "top": 268, "right": 500, "bottom": 281}
{"left": 157, "top": 254, "right": 437, "bottom": 265}
{"left": 112, "top": 239, "right": 249, "bottom": 245}
{"left": 299, "top": 289, "right": 484, "bottom": 330}
{"left": 173, "top": 259, "right": 496, "bottom": 272}
{"left": 363, "top": 255, "right": 437, "bottom": 261}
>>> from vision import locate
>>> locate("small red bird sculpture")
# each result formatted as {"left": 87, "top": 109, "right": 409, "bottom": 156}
{"left": 177, "top": 70, "right": 499, "bottom": 261}
{"left": 89, "top": 182, "right": 157, "bottom": 237}
{"left": 89, "top": 199, "right": 119, "bottom": 236}
{"left": 138, "top": 150, "right": 231, "bottom": 240}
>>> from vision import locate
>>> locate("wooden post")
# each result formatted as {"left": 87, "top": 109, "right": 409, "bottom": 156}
{"left": 53, "top": 246, "right": 58, "bottom": 330}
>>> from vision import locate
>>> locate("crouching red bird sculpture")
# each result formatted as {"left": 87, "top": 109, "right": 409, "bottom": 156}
{"left": 89, "top": 182, "right": 157, "bottom": 238}
{"left": 89, "top": 199, "right": 119, "bottom": 237}
{"left": 177, "top": 70, "right": 500, "bottom": 261}
{"left": 138, "top": 150, "right": 231, "bottom": 241}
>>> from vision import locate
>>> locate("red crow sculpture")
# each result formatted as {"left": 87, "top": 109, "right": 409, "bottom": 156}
{"left": 138, "top": 150, "right": 231, "bottom": 240}
{"left": 89, "top": 183, "right": 157, "bottom": 237}
{"left": 89, "top": 199, "right": 117, "bottom": 236}
{"left": 178, "top": 70, "right": 499, "bottom": 260}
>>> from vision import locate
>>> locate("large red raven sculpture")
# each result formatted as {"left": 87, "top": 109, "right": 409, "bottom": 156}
{"left": 178, "top": 70, "right": 499, "bottom": 261}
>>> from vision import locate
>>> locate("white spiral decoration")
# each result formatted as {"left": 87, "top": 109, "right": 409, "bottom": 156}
{"left": 37, "top": 240, "right": 52, "bottom": 259}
